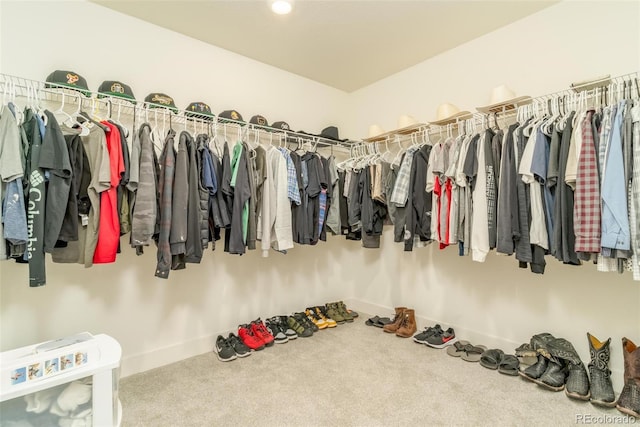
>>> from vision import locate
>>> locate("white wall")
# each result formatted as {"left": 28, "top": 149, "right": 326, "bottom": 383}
{"left": 0, "top": 1, "right": 349, "bottom": 135}
{"left": 1, "top": 0, "right": 639, "bottom": 392}
{"left": 345, "top": 0, "right": 640, "bottom": 391}
{"left": 0, "top": 0, "right": 352, "bottom": 376}
{"left": 345, "top": 0, "right": 640, "bottom": 138}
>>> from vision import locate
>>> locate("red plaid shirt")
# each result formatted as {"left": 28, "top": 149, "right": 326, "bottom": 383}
{"left": 574, "top": 111, "right": 601, "bottom": 253}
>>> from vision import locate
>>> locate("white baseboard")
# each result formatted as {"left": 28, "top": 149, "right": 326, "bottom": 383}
{"left": 121, "top": 335, "right": 215, "bottom": 378}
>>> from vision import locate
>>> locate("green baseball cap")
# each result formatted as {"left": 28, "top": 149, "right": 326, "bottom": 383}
{"left": 45, "top": 70, "right": 91, "bottom": 97}
{"left": 97, "top": 81, "right": 136, "bottom": 104}
{"left": 144, "top": 93, "right": 178, "bottom": 113}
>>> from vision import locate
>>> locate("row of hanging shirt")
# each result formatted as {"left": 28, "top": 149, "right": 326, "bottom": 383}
{"left": 420, "top": 80, "right": 640, "bottom": 276}
{"left": 0, "top": 83, "right": 350, "bottom": 284}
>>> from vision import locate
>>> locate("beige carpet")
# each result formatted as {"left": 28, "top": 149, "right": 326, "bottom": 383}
{"left": 119, "top": 314, "right": 626, "bottom": 426}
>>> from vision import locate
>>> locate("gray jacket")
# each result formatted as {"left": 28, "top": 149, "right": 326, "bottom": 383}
{"left": 170, "top": 132, "right": 189, "bottom": 269}
{"left": 131, "top": 124, "right": 157, "bottom": 248}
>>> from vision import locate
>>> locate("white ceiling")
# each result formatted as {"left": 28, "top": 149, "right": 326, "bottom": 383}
{"left": 94, "top": 0, "right": 557, "bottom": 92}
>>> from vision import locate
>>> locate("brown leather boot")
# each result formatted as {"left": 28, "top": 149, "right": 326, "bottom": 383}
{"left": 616, "top": 337, "right": 640, "bottom": 418}
{"left": 396, "top": 309, "right": 417, "bottom": 338}
{"left": 383, "top": 307, "right": 406, "bottom": 333}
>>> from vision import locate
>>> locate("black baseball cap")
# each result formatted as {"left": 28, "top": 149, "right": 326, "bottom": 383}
{"left": 218, "top": 110, "right": 244, "bottom": 125}
{"left": 97, "top": 81, "right": 136, "bottom": 104}
{"left": 185, "top": 102, "right": 214, "bottom": 120}
{"left": 145, "top": 93, "right": 178, "bottom": 113}
{"left": 271, "top": 121, "right": 291, "bottom": 132}
{"left": 249, "top": 115, "right": 269, "bottom": 127}
{"left": 45, "top": 70, "right": 90, "bottom": 97}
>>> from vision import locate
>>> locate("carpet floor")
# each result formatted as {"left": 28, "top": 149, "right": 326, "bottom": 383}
{"left": 119, "top": 314, "right": 625, "bottom": 426}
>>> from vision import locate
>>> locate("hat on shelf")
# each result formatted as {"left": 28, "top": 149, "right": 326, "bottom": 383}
{"left": 394, "top": 114, "right": 424, "bottom": 134}
{"left": 144, "top": 93, "right": 178, "bottom": 113}
{"left": 476, "top": 85, "right": 531, "bottom": 113}
{"left": 429, "top": 103, "right": 472, "bottom": 125}
{"left": 97, "top": 81, "right": 136, "bottom": 104}
{"left": 364, "top": 124, "right": 387, "bottom": 141}
{"left": 319, "top": 126, "right": 348, "bottom": 142}
{"left": 271, "top": 121, "right": 291, "bottom": 131}
{"left": 45, "top": 70, "right": 90, "bottom": 97}
{"left": 218, "top": 110, "right": 245, "bottom": 125}
{"left": 185, "top": 102, "right": 214, "bottom": 120}
{"left": 249, "top": 114, "right": 269, "bottom": 127}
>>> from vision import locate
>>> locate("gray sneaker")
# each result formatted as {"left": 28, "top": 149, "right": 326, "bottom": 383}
{"left": 278, "top": 316, "right": 298, "bottom": 340}
{"left": 266, "top": 317, "right": 288, "bottom": 344}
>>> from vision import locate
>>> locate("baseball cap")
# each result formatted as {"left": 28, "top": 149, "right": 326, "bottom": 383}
{"left": 97, "top": 81, "right": 136, "bottom": 104}
{"left": 45, "top": 70, "right": 90, "bottom": 96}
{"left": 185, "top": 102, "right": 214, "bottom": 120}
{"left": 145, "top": 93, "right": 178, "bottom": 113}
{"left": 249, "top": 115, "right": 269, "bottom": 128}
{"left": 218, "top": 110, "right": 244, "bottom": 125}
{"left": 271, "top": 121, "right": 291, "bottom": 132}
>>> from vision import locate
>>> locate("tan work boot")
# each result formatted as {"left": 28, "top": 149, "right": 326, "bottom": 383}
{"left": 383, "top": 307, "right": 406, "bottom": 334}
{"left": 396, "top": 309, "right": 417, "bottom": 338}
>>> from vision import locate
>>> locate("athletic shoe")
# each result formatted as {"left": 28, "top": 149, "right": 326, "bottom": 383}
{"left": 425, "top": 327, "right": 456, "bottom": 349}
{"left": 227, "top": 333, "right": 251, "bottom": 357}
{"left": 315, "top": 306, "right": 337, "bottom": 328}
{"left": 238, "top": 324, "right": 266, "bottom": 351}
{"left": 305, "top": 308, "right": 328, "bottom": 330}
{"left": 215, "top": 335, "right": 237, "bottom": 362}
{"left": 335, "top": 301, "right": 354, "bottom": 323}
{"left": 413, "top": 324, "right": 443, "bottom": 344}
{"left": 325, "top": 303, "right": 345, "bottom": 324}
{"left": 295, "top": 312, "right": 318, "bottom": 332}
{"left": 266, "top": 317, "right": 289, "bottom": 344}
{"left": 251, "top": 318, "right": 275, "bottom": 347}
{"left": 288, "top": 315, "right": 313, "bottom": 337}
{"left": 279, "top": 316, "right": 298, "bottom": 340}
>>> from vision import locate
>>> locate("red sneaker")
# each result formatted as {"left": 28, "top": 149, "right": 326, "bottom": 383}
{"left": 251, "top": 319, "right": 275, "bottom": 347}
{"left": 238, "top": 324, "right": 265, "bottom": 351}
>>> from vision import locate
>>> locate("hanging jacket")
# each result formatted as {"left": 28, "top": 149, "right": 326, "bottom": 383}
{"left": 155, "top": 130, "right": 176, "bottom": 279}
{"left": 195, "top": 134, "right": 213, "bottom": 250}
{"left": 404, "top": 145, "right": 432, "bottom": 251}
{"left": 226, "top": 142, "right": 252, "bottom": 254}
{"left": 245, "top": 142, "right": 257, "bottom": 250}
{"left": 170, "top": 131, "right": 189, "bottom": 270}
{"left": 0, "top": 106, "right": 26, "bottom": 259}
{"left": 131, "top": 124, "right": 157, "bottom": 249}
{"left": 184, "top": 131, "right": 203, "bottom": 263}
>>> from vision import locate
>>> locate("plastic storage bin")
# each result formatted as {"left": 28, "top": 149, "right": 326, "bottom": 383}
{"left": 0, "top": 333, "right": 122, "bottom": 427}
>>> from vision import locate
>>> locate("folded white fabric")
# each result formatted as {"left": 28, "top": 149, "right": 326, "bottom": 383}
{"left": 49, "top": 381, "right": 91, "bottom": 417}
{"left": 24, "top": 386, "right": 63, "bottom": 414}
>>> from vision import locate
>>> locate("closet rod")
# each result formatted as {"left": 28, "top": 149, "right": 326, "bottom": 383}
{"left": 0, "top": 73, "right": 356, "bottom": 149}
{"left": 426, "top": 70, "right": 640, "bottom": 137}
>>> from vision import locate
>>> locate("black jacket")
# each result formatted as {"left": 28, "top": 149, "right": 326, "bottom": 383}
{"left": 405, "top": 145, "right": 432, "bottom": 251}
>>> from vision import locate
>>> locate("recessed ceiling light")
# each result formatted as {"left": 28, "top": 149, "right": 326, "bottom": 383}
{"left": 271, "top": 0, "right": 292, "bottom": 15}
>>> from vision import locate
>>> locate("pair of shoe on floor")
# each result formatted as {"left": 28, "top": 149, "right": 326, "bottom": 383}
{"left": 413, "top": 324, "right": 456, "bottom": 348}
{"left": 519, "top": 333, "right": 640, "bottom": 419}
{"left": 215, "top": 333, "right": 252, "bottom": 362}
{"left": 479, "top": 348, "right": 520, "bottom": 376}
{"left": 381, "top": 307, "right": 417, "bottom": 338}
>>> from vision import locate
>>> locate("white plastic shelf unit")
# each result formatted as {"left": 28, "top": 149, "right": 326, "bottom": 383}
{"left": 0, "top": 333, "right": 122, "bottom": 426}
